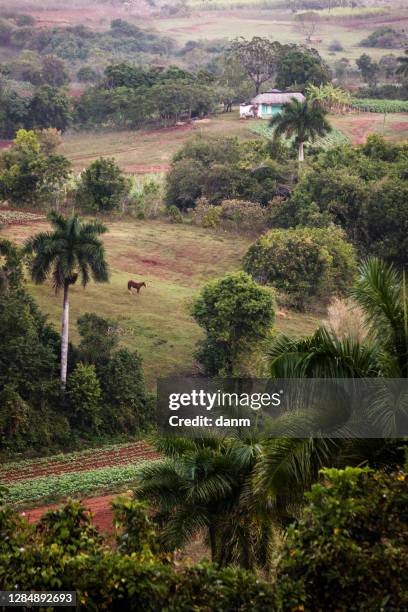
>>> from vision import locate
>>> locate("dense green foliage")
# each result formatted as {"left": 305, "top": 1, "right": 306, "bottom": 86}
{"left": 0, "top": 129, "right": 70, "bottom": 206}
{"left": 165, "top": 135, "right": 290, "bottom": 210}
{"left": 268, "top": 258, "right": 408, "bottom": 380}
{"left": 75, "top": 158, "right": 130, "bottom": 213}
{"left": 275, "top": 45, "right": 331, "bottom": 90}
{"left": 191, "top": 271, "right": 275, "bottom": 374}
{"left": 360, "top": 27, "right": 407, "bottom": 49}
{"left": 276, "top": 467, "right": 408, "bottom": 611}
{"left": 271, "top": 135, "right": 408, "bottom": 266}
{"left": 75, "top": 64, "right": 216, "bottom": 130}
{"left": 0, "top": 497, "right": 275, "bottom": 610}
{"left": 243, "top": 227, "right": 356, "bottom": 309}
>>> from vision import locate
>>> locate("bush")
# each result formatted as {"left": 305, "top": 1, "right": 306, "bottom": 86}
{"left": 0, "top": 498, "right": 275, "bottom": 610}
{"left": 328, "top": 39, "right": 343, "bottom": 52}
{"left": 100, "top": 348, "right": 153, "bottom": 433}
{"left": 76, "top": 66, "right": 100, "bottom": 83}
{"left": 76, "top": 157, "right": 130, "bottom": 213}
{"left": 243, "top": 227, "right": 357, "bottom": 310}
{"left": 67, "top": 363, "right": 102, "bottom": 433}
{"left": 275, "top": 467, "right": 408, "bottom": 611}
{"left": 192, "top": 199, "right": 268, "bottom": 234}
{"left": 360, "top": 27, "right": 407, "bottom": 49}
{"left": 167, "top": 204, "right": 183, "bottom": 223}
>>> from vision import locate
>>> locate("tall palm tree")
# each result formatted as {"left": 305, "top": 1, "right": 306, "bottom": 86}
{"left": 25, "top": 212, "right": 109, "bottom": 386}
{"left": 270, "top": 98, "right": 331, "bottom": 162}
{"left": 397, "top": 49, "right": 408, "bottom": 79}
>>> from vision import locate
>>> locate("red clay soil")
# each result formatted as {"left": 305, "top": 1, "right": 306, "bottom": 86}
{"left": 123, "top": 164, "right": 170, "bottom": 174}
{"left": 1, "top": 441, "right": 159, "bottom": 483}
{"left": 12, "top": 442, "right": 160, "bottom": 534}
{"left": 24, "top": 494, "right": 119, "bottom": 534}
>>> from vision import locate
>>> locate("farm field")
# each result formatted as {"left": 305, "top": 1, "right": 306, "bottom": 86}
{"left": 0, "top": 440, "right": 158, "bottom": 485}
{"left": 60, "top": 114, "right": 256, "bottom": 172}
{"left": 331, "top": 111, "right": 408, "bottom": 144}
{"left": 1, "top": 218, "right": 320, "bottom": 387}
{"left": 59, "top": 111, "right": 408, "bottom": 174}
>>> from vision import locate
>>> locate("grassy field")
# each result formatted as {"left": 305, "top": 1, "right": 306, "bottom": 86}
{"left": 61, "top": 114, "right": 256, "bottom": 172}
{"left": 149, "top": 9, "right": 398, "bottom": 63}
{"left": 1, "top": 218, "right": 319, "bottom": 387}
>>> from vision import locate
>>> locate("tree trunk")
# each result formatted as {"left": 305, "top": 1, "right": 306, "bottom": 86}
{"left": 298, "top": 141, "right": 305, "bottom": 162}
{"left": 208, "top": 524, "right": 217, "bottom": 562}
{"left": 61, "top": 282, "right": 70, "bottom": 387}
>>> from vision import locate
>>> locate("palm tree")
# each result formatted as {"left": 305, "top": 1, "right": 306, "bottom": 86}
{"left": 256, "top": 257, "right": 408, "bottom": 518}
{"left": 270, "top": 98, "right": 331, "bottom": 162}
{"left": 25, "top": 212, "right": 109, "bottom": 386}
{"left": 134, "top": 436, "right": 268, "bottom": 569}
{"left": 268, "top": 258, "right": 408, "bottom": 379}
{"left": 397, "top": 49, "right": 408, "bottom": 79}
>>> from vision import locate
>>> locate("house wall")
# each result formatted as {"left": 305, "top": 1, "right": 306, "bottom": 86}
{"left": 259, "top": 104, "right": 282, "bottom": 118}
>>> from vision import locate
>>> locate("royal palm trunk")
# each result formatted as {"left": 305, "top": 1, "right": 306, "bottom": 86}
{"left": 61, "top": 281, "right": 70, "bottom": 386}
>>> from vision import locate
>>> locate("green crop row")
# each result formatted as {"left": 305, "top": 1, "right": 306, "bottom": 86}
{"left": 0, "top": 440, "right": 143, "bottom": 474}
{"left": 249, "top": 123, "right": 350, "bottom": 149}
{"left": 2, "top": 463, "right": 146, "bottom": 508}
{"left": 351, "top": 99, "right": 408, "bottom": 113}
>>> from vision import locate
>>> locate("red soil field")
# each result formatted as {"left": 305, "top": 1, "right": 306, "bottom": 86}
{"left": 24, "top": 493, "right": 118, "bottom": 533}
{"left": 123, "top": 164, "right": 170, "bottom": 174}
{"left": 1, "top": 441, "right": 158, "bottom": 484}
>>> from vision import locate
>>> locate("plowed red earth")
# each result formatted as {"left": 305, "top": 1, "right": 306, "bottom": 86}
{"left": 1, "top": 441, "right": 158, "bottom": 484}
{"left": 24, "top": 494, "right": 119, "bottom": 534}
{"left": 6, "top": 442, "right": 159, "bottom": 533}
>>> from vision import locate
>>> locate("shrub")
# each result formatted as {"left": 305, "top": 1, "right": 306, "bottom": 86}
{"left": 324, "top": 297, "right": 367, "bottom": 342}
{"left": 67, "top": 363, "right": 102, "bottom": 432}
{"left": 360, "top": 27, "right": 407, "bottom": 49}
{"left": 0, "top": 498, "right": 275, "bottom": 610}
{"left": 192, "top": 199, "right": 268, "bottom": 234}
{"left": 76, "top": 66, "right": 100, "bottom": 83}
{"left": 100, "top": 348, "right": 153, "bottom": 433}
{"left": 328, "top": 40, "right": 343, "bottom": 52}
{"left": 363, "top": 178, "right": 408, "bottom": 267}
{"left": 243, "top": 227, "right": 357, "bottom": 309}
{"left": 166, "top": 204, "right": 183, "bottom": 223}
{"left": 219, "top": 199, "right": 268, "bottom": 233}
{"left": 275, "top": 467, "right": 408, "bottom": 611}
{"left": 75, "top": 157, "right": 130, "bottom": 213}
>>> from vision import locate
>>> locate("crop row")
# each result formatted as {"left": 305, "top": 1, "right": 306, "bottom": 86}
{"left": 351, "top": 99, "right": 408, "bottom": 113}
{"left": 0, "top": 209, "right": 44, "bottom": 225}
{"left": 0, "top": 441, "right": 157, "bottom": 483}
{"left": 249, "top": 123, "right": 350, "bottom": 149}
{"left": 3, "top": 463, "right": 149, "bottom": 508}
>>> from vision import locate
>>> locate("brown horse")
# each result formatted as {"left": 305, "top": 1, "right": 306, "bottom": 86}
{"left": 128, "top": 280, "right": 146, "bottom": 294}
